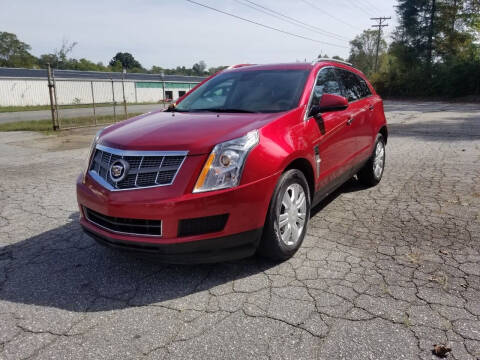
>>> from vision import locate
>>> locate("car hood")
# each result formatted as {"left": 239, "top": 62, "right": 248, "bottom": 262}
{"left": 99, "top": 110, "right": 284, "bottom": 155}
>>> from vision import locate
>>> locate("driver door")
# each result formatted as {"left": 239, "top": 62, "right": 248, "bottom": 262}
{"left": 303, "top": 67, "right": 355, "bottom": 193}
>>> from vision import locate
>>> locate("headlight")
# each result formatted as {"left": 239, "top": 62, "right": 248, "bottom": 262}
{"left": 82, "top": 129, "right": 102, "bottom": 180}
{"left": 193, "top": 130, "right": 259, "bottom": 193}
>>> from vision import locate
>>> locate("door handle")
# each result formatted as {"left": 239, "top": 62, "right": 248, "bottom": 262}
{"left": 347, "top": 116, "right": 354, "bottom": 125}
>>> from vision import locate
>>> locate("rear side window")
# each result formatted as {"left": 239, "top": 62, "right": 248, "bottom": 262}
{"left": 357, "top": 76, "right": 372, "bottom": 98}
{"left": 336, "top": 69, "right": 371, "bottom": 102}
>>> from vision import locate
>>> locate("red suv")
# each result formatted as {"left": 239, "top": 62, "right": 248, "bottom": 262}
{"left": 77, "top": 60, "right": 387, "bottom": 263}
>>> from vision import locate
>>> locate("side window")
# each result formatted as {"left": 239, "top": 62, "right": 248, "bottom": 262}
{"left": 310, "top": 67, "right": 342, "bottom": 110}
{"left": 357, "top": 75, "right": 372, "bottom": 98}
{"left": 337, "top": 70, "right": 363, "bottom": 102}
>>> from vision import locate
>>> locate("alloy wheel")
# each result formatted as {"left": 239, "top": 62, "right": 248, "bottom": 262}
{"left": 373, "top": 141, "right": 385, "bottom": 179}
{"left": 278, "top": 183, "right": 307, "bottom": 247}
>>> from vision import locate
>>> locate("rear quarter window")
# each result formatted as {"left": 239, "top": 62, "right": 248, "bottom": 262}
{"left": 357, "top": 76, "right": 372, "bottom": 98}
{"left": 337, "top": 69, "right": 369, "bottom": 102}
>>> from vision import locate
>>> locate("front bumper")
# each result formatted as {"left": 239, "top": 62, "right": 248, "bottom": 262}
{"left": 76, "top": 170, "right": 279, "bottom": 263}
{"left": 83, "top": 227, "right": 263, "bottom": 264}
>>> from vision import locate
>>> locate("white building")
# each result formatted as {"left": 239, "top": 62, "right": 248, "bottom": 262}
{"left": 0, "top": 67, "right": 205, "bottom": 107}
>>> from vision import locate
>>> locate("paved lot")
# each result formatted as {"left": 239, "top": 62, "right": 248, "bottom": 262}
{"left": 0, "top": 104, "right": 161, "bottom": 124}
{"left": 0, "top": 100, "right": 479, "bottom": 359}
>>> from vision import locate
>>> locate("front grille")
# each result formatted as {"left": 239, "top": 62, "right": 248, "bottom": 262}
{"left": 84, "top": 207, "right": 162, "bottom": 236}
{"left": 88, "top": 145, "right": 186, "bottom": 190}
{"left": 178, "top": 214, "right": 229, "bottom": 237}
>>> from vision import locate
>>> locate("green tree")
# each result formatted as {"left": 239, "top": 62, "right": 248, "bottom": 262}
{"left": 69, "top": 58, "right": 108, "bottom": 71}
{"left": 435, "top": 0, "right": 480, "bottom": 60}
{"left": 207, "top": 65, "right": 228, "bottom": 75}
{"left": 192, "top": 60, "right": 207, "bottom": 75}
{"left": 109, "top": 52, "right": 143, "bottom": 70}
{"left": 37, "top": 54, "right": 59, "bottom": 68}
{"left": 393, "top": 0, "right": 431, "bottom": 63}
{"left": 348, "top": 30, "right": 386, "bottom": 76}
{"left": 149, "top": 65, "right": 164, "bottom": 74}
{"left": 373, "top": 0, "right": 480, "bottom": 97}
{"left": 37, "top": 40, "right": 78, "bottom": 69}
{"left": 0, "top": 31, "right": 37, "bottom": 67}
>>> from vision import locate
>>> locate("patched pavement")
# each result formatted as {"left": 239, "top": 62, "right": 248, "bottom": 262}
{"left": 0, "top": 100, "right": 479, "bottom": 359}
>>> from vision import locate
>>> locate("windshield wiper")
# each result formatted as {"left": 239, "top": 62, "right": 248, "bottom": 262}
{"left": 191, "top": 108, "right": 257, "bottom": 113}
{"left": 165, "top": 105, "right": 189, "bottom": 112}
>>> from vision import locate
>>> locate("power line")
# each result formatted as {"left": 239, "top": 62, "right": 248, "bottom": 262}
{"left": 237, "top": 0, "right": 350, "bottom": 42}
{"left": 299, "top": 0, "right": 363, "bottom": 32}
{"left": 371, "top": 17, "right": 390, "bottom": 71}
{"left": 185, "top": 0, "right": 349, "bottom": 48}
{"left": 233, "top": 0, "right": 347, "bottom": 41}
{"left": 356, "top": 0, "right": 385, "bottom": 15}
{"left": 337, "top": 0, "right": 376, "bottom": 18}
{"left": 352, "top": 1, "right": 377, "bottom": 17}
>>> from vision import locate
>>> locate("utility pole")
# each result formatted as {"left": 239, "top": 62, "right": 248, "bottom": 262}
{"left": 122, "top": 68, "right": 128, "bottom": 120}
{"left": 160, "top": 72, "right": 166, "bottom": 109}
{"left": 111, "top": 78, "right": 116, "bottom": 122}
{"left": 371, "top": 17, "right": 390, "bottom": 72}
{"left": 47, "top": 64, "right": 58, "bottom": 131}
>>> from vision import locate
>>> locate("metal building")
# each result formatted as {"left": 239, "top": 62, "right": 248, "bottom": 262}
{"left": 0, "top": 67, "right": 205, "bottom": 107}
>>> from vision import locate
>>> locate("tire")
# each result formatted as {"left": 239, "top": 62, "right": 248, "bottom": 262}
{"left": 357, "top": 133, "right": 386, "bottom": 186}
{"left": 258, "top": 169, "right": 311, "bottom": 261}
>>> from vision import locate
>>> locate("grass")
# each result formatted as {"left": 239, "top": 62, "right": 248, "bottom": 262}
{"left": 0, "top": 113, "right": 143, "bottom": 133}
{"left": 0, "top": 102, "right": 159, "bottom": 113}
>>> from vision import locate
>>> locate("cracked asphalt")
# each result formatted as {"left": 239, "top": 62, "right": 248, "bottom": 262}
{"left": 0, "top": 100, "right": 479, "bottom": 360}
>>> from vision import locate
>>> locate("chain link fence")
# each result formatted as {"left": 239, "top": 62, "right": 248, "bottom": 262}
{"left": 46, "top": 65, "right": 199, "bottom": 130}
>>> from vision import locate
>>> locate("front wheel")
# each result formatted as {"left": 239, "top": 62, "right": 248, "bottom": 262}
{"left": 357, "top": 133, "right": 386, "bottom": 186}
{"left": 258, "top": 169, "right": 311, "bottom": 261}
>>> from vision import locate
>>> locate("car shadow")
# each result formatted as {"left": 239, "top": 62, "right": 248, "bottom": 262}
{"left": 0, "top": 213, "right": 277, "bottom": 312}
{"left": 310, "top": 176, "right": 369, "bottom": 217}
{"left": 388, "top": 116, "right": 480, "bottom": 142}
{"left": 383, "top": 100, "right": 480, "bottom": 113}
{"left": 0, "top": 177, "right": 372, "bottom": 313}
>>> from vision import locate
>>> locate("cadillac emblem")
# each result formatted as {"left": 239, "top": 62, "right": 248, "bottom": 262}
{"left": 109, "top": 159, "right": 129, "bottom": 182}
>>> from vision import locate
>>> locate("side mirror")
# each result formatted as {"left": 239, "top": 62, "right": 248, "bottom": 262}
{"left": 309, "top": 94, "right": 349, "bottom": 118}
{"left": 318, "top": 93, "right": 348, "bottom": 112}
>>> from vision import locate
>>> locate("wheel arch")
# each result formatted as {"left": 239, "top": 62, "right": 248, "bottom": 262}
{"left": 379, "top": 125, "right": 388, "bottom": 145}
{"left": 285, "top": 158, "right": 315, "bottom": 200}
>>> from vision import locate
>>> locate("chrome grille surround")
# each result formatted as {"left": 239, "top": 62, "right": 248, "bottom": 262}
{"left": 88, "top": 144, "right": 188, "bottom": 191}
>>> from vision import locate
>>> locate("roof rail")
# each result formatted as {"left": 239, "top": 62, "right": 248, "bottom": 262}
{"left": 225, "top": 64, "right": 255, "bottom": 70}
{"left": 316, "top": 58, "right": 353, "bottom": 67}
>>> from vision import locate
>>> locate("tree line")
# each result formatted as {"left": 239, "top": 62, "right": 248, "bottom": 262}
{"left": 0, "top": 34, "right": 225, "bottom": 76}
{"left": 348, "top": 0, "right": 479, "bottom": 98}
{"left": 1, "top": 0, "right": 479, "bottom": 97}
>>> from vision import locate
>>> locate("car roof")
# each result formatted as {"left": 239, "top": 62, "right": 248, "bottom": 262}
{"left": 224, "top": 63, "right": 314, "bottom": 72}
{"left": 223, "top": 61, "right": 364, "bottom": 76}
{"left": 316, "top": 60, "right": 367, "bottom": 78}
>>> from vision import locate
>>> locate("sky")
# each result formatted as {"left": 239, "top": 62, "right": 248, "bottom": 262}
{"left": 1, "top": 0, "right": 398, "bottom": 69}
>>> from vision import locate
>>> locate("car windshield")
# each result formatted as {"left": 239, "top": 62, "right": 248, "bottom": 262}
{"left": 175, "top": 69, "right": 310, "bottom": 113}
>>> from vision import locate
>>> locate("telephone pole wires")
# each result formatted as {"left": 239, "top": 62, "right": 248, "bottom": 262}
{"left": 371, "top": 17, "right": 390, "bottom": 72}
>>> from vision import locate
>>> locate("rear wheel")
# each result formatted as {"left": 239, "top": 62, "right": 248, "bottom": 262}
{"left": 258, "top": 169, "right": 311, "bottom": 261}
{"left": 357, "top": 133, "right": 386, "bottom": 186}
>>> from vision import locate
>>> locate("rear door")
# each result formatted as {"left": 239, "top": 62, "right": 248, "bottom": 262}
{"left": 336, "top": 69, "right": 371, "bottom": 165}
{"left": 355, "top": 75, "right": 377, "bottom": 159}
{"left": 303, "top": 67, "right": 354, "bottom": 192}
